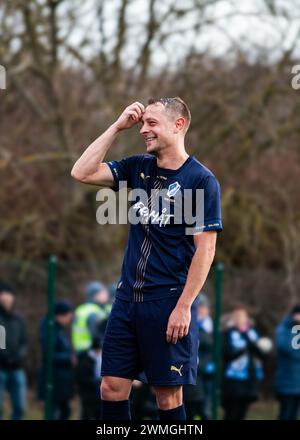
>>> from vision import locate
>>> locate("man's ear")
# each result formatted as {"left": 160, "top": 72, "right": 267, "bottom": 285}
{"left": 174, "top": 117, "right": 185, "bottom": 133}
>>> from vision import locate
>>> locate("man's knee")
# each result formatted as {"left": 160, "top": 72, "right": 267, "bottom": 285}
{"left": 154, "top": 386, "right": 182, "bottom": 410}
{"left": 100, "top": 376, "right": 132, "bottom": 401}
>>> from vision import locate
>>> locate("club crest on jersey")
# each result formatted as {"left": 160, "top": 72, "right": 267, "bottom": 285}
{"left": 167, "top": 182, "right": 181, "bottom": 198}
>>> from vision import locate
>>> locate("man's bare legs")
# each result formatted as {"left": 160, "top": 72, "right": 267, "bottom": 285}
{"left": 101, "top": 378, "right": 186, "bottom": 420}
{"left": 101, "top": 376, "right": 132, "bottom": 401}
{"left": 154, "top": 385, "right": 182, "bottom": 410}
{"left": 100, "top": 376, "right": 133, "bottom": 420}
{"left": 154, "top": 385, "right": 186, "bottom": 420}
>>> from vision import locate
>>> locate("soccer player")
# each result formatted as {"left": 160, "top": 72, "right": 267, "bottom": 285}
{"left": 71, "top": 97, "right": 222, "bottom": 420}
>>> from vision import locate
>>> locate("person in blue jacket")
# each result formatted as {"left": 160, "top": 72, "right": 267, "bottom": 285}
{"left": 222, "top": 305, "right": 266, "bottom": 420}
{"left": 38, "top": 300, "right": 75, "bottom": 420}
{"left": 275, "top": 304, "right": 300, "bottom": 420}
{"left": 184, "top": 293, "right": 214, "bottom": 420}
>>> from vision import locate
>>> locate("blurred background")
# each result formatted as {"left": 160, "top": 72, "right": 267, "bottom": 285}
{"left": 0, "top": 0, "right": 300, "bottom": 420}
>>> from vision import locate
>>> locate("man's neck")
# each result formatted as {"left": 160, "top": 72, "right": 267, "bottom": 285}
{"left": 156, "top": 149, "right": 190, "bottom": 170}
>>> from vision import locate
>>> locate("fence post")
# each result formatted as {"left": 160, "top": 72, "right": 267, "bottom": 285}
{"left": 45, "top": 255, "right": 57, "bottom": 420}
{"left": 212, "top": 262, "right": 224, "bottom": 420}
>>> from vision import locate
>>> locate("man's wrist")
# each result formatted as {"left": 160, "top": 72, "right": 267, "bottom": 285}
{"left": 110, "top": 121, "right": 123, "bottom": 134}
{"left": 176, "top": 297, "right": 192, "bottom": 309}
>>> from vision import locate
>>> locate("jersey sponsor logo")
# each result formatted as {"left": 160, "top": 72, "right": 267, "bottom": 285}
{"left": 132, "top": 200, "right": 174, "bottom": 227}
{"left": 170, "top": 364, "right": 183, "bottom": 376}
{"left": 96, "top": 183, "right": 207, "bottom": 235}
{"left": 167, "top": 182, "right": 181, "bottom": 198}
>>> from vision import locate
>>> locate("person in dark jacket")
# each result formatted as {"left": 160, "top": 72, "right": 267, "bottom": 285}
{"left": 130, "top": 380, "right": 157, "bottom": 420}
{"left": 0, "top": 282, "right": 27, "bottom": 420}
{"left": 184, "top": 293, "right": 214, "bottom": 420}
{"left": 38, "top": 300, "right": 75, "bottom": 420}
{"left": 76, "top": 336, "right": 103, "bottom": 420}
{"left": 222, "top": 305, "right": 267, "bottom": 420}
{"left": 196, "top": 294, "right": 214, "bottom": 419}
{"left": 275, "top": 304, "right": 300, "bottom": 420}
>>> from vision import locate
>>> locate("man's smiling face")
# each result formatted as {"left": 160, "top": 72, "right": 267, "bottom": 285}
{"left": 139, "top": 103, "right": 175, "bottom": 155}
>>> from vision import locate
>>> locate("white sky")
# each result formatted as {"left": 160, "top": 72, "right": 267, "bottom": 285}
{"left": 61, "top": 0, "right": 300, "bottom": 70}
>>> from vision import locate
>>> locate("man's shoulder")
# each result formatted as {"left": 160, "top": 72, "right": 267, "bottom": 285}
{"left": 108, "top": 153, "right": 154, "bottom": 171}
{"left": 184, "top": 156, "right": 219, "bottom": 187}
{"left": 189, "top": 156, "right": 216, "bottom": 178}
{"left": 125, "top": 153, "right": 155, "bottom": 165}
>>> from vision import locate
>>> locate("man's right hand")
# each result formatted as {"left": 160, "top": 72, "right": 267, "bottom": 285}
{"left": 71, "top": 101, "right": 145, "bottom": 186}
{"left": 114, "top": 102, "right": 145, "bottom": 131}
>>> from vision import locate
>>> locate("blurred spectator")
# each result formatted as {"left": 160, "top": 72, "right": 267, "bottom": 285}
{"left": 38, "top": 300, "right": 75, "bottom": 420}
{"left": 196, "top": 294, "right": 214, "bottom": 419}
{"left": 76, "top": 336, "right": 102, "bottom": 420}
{"left": 275, "top": 304, "right": 300, "bottom": 420}
{"left": 184, "top": 293, "right": 214, "bottom": 420}
{"left": 130, "top": 380, "right": 157, "bottom": 420}
{"left": 0, "top": 282, "right": 27, "bottom": 420}
{"left": 72, "top": 281, "right": 112, "bottom": 353}
{"left": 108, "top": 283, "right": 117, "bottom": 302}
{"left": 222, "top": 305, "right": 269, "bottom": 420}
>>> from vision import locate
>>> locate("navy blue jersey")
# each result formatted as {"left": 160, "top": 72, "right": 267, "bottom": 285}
{"left": 106, "top": 154, "right": 222, "bottom": 302}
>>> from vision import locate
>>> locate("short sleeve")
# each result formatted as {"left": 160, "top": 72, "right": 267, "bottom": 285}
{"left": 106, "top": 156, "right": 139, "bottom": 191}
{"left": 187, "top": 174, "right": 222, "bottom": 234}
{"left": 203, "top": 175, "right": 222, "bottom": 232}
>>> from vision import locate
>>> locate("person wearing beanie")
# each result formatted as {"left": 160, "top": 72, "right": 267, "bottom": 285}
{"left": 290, "top": 304, "right": 300, "bottom": 319}
{"left": 108, "top": 283, "right": 117, "bottom": 302}
{"left": 275, "top": 305, "right": 300, "bottom": 420}
{"left": 54, "top": 299, "right": 73, "bottom": 316}
{"left": 72, "top": 282, "right": 112, "bottom": 419}
{"left": 197, "top": 292, "right": 210, "bottom": 309}
{"left": 0, "top": 282, "right": 27, "bottom": 420}
{"left": 72, "top": 281, "right": 111, "bottom": 354}
{"left": 38, "top": 299, "right": 75, "bottom": 420}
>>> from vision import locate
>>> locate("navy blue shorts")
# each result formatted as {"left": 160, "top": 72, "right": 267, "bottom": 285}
{"left": 101, "top": 296, "right": 199, "bottom": 386}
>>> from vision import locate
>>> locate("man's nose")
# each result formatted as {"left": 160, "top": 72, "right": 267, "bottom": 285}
{"left": 140, "top": 125, "right": 148, "bottom": 135}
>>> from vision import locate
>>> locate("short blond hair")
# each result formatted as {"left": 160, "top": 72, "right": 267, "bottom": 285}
{"left": 147, "top": 97, "right": 191, "bottom": 133}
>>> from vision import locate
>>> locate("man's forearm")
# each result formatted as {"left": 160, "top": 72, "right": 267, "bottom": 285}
{"left": 71, "top": 122, "right": 120, "bottom": 179}
{"left": 177, "top": 245, "right": 215, "bottom": 309}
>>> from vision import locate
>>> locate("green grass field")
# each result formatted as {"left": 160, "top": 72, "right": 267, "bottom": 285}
{"left": 2, "top": 392, "right": 281, "bottom": 420}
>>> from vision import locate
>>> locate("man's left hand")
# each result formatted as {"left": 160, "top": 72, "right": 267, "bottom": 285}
{"left": 166, "top": 304, "right": 191, "bottom": 344}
